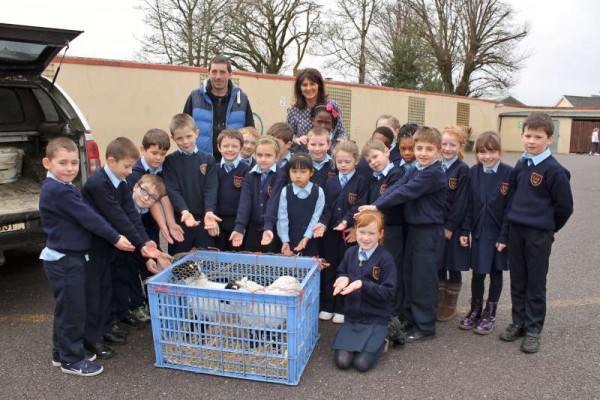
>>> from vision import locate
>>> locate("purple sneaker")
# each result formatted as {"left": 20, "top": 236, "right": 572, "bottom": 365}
{"left": 474, "top": 301, "right": 498, "bottom": 335}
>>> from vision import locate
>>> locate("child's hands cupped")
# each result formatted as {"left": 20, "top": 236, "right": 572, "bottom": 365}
{"left": 294, "top": 237, "right": 309, "bottom": 252}
{"left": 333, "top": 220, "right": 348, "bottom": 231}
{"left": 181, "top": 211, "right": 200, "bottom": 227}
{"left": 340, "top": 279, "right": 362, "bottom": 295}
{"left": 206, "top": 225, "right": 220, "bottom": 237}
{"left": 141, "top": 242, "right": 160, "bottom": 259}
{"left": 281, "top": 243, "right": 293, "bottom": 256}
{"left": 333, "top": 276, "right": 350, "bottom": 296}
{"left": 204, "top": 212, "right": 222, "bottom": 230}
{"left": 229, "top": 231, "right": 244, "bottom": 247}
{"left": 160, "top": 225, "right": 173, "bottom": 244}
{"left": 114, "top": 235, "right": 135, "bottom": 252}
{"left": 168, "top": 223, "right": 185, "bottom": 242}
{"left": 344, "top": 227, "right": 356, "bottom": 243}
{"left": 445, "top": 229, "right": 453, "bottom": 240}
{"left": 261, "top": 230, "right": 274, "bottom": 246}
{"left": 496, "top": 243, "right": 507, "bottom": 252}
{"left": 459, "top": 236, "right": 469, "bottom": 247}
{"left": 313, "top": 224, "right": 325, "bottom": 238}
{"left": 145, "top": 259, "right": 160, "bottom": 274}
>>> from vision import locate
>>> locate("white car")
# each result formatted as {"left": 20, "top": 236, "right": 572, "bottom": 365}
{"left": 0, "top": 23, "right": 102, "bottom": 266}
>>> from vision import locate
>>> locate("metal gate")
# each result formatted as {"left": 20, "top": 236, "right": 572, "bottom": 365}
{"left": 570, "top": 120, "right": 600, "bottom": 153}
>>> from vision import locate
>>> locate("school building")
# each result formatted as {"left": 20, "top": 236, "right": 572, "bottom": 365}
{"left": 46, "top": 57, "right": 600, "bottom": 155}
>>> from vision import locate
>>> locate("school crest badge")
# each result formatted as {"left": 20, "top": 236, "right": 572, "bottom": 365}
{"left": 530, "top": 172, "right": 543, "bottom": 187}
{"left": 199, "top": 163, "right": 207, "bottom": 175}
{"left": 380, "top": 184, "right": 388, "bottom": 195}
{"left": 500, "top": 182, "right": 509, "bottom": 195}
{"left": 448, "top": 177, "right": 458, "bottom": 190}
{"left": 233, "top": 176, "right": 243, "bottom": 188}
{"left": 348, "top": 192, "right": 357, "bottom": 204}
{"left": 328, "top": 171, "right": 337, "bottom": 178}
{"left": 372, "top": 266, "right": 381, "bottom": 281}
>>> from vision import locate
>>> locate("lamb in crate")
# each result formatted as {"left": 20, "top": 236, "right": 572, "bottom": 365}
{"left": 170, "top": 259, "right": 300, "bottom": 350}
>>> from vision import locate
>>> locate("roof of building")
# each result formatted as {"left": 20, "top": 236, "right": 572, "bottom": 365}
{"left": 499, "top": 96, "right": 526, "bottom": 106}
{"left": 500, "top": 110, "right": 600, "bottom": 119}
{"left": 559, "top": 95, "right": 600, "bottom": 108}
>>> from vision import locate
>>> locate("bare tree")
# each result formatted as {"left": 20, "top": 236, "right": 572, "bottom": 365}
{"left": 406, "top": 0, "right": 527, "bottom": 97}
{"left": 138, "top": 0, "right": 229, "bottom": 67}
{"left": 317, "top": 0, "right": 383, "bottom": 84}
{"left": 221, "top": 0, "right": 321, "bottom": 74}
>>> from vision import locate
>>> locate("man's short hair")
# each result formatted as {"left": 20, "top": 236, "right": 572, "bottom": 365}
{"left": 217, "top": 129, "right": 244, "bottom": 147}
{"left": 142, "top": 128, "right": 171, "bottom": 151}
{"left": 169, "top": 113, "right": 196, "bottom": 134}
{"left": 523, "top": 112, "right": 554, "bottom": 137}
{"left": 106, "top": 137, "right": 140, "bottom": 161}
{"left": 266, "top": 122, "right": 294, "bottom": 143}
{"left": 209, "top": 55, "right": 232, "bottom": 73}
{"left": 45, "top": 137, "right": 77, "bottom": 159}
{"left": 413, "top": 126, "right": 442, "bottom": 149}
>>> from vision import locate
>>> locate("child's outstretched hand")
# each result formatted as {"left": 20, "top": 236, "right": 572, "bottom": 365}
{"left": 156, "top": 252, "right": 173, "bottom": 269}
{"left": 340, "top": 279, "right": 362, "bottom": 295}
{"left": 459, "top": 236, "right": 469, "bottom": 247}
{"left": 261, "top": 230, "right": 274, "bottom": 246}
{"left": 294, "top": 237, "right": 309, "bottom": 252}
{"left": 206, "top": 224, "right": 220, "bottom": 237}
{"left": 204, "top": 212, "right": 222, "bottom": 230}
{"left": 313, "top": 224, "right": 326, "bottom": 238}
{"left": 181, "top": 210, "right": 200, "bottom": 227}
{"left": 496, "top": 242, "right": 507, "bottom": 252}
{"left": 344, "top": 227, "right": 356, "bottom": 243}
{"left": 141, "top": 241, "right": 160, "bottom": 259}
{"left": 445, "top": 228, "right": 453, "bottom": 240}
{"left": 168, "top": 223, "right": 185, "bottom": 242}
{"left": 229, "top": 231, "right": 244, "bottom": 247}
{"left": 333, "top": 276, "right": 350, "bottom": 296}
{"left": 354, "top": 205, "right": 377, "bottom": 219}
{"left": 333, "top": 220, "right": 348, "bottom": 231}
{"left": 146, "top": 259, "right": 160, "bottom": 274}
{"left": 114, "top": 235, "right": 135, "bottom": 252}
{"left": 281, "top": 242, "right": 293, "bottom": 256}
{"left": 159, "top": 224, "right": 174, "bottom": 244}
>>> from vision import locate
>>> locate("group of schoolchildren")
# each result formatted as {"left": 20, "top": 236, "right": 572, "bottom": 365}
{"left": 40, "top": 108, "right": 573, "bottom": 377}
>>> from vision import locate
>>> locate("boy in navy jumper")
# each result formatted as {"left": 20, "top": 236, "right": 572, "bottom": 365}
{"left": 230, "top": 136, "right": 285, "bottom": 252}
{"left": 500, "top": 112, "right": 574, "bottom": 353}
{"left": 358, "top": 126, "right": 446, "bottom": 342}
{"left": 162, "top": 113, "right": 221, "bottom": 254}
{"left": 266, "top": 122, "right": 294, "bottom": 168}
{"left": 362, "top": 138, "right": 406, "bottom": 334}
{"left": 240, "top": 126, "right": 259, "bottom": 167}
{"left": 356, "top": 126, "right": 395, "bottom": 180}
{"left": 81, "top": 137, "right": 163, "bottom": 360}
{"left": 40, "top": 137, "right": 134, "bottom": 376}
{"left": 214, "top": 129, "right": 251, "bottom": 250}
{"left": 307, "top": 127, "right": 337, "bottom": 189}
{"left": 319, "top": 141, "right": 368, "bottom": 324}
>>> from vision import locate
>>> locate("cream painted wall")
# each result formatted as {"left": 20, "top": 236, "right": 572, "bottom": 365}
{"left": 499, "top": 116, "right": 571, "bottom": 153}
{"left": 51, "top": 57, "right": 575, "bottom": 158}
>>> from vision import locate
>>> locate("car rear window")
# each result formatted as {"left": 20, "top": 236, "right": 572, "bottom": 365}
{"left": 0, "top": 40, "right": 47, "bottom": 62}
{"left": 0, "top": 88, "right": 24, "bottom": 123}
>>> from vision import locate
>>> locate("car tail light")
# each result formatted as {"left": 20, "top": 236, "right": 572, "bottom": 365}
{"left": 86, "top": 140, "right": 102, "bottom": 176}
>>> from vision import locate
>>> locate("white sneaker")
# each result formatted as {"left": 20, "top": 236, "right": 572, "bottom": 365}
{"left": 332, "top": 313, "right": 345, "bottom": 324}
{"left": 319, "top": 311, "right": 334, "bottom": 320}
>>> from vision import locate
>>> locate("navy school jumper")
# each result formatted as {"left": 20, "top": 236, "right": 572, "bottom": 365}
{"left": 311, "top": 158, "right": 337, "bottom": 189}
{"left": 373, "top": 161, "right": 447, "bottom": 334}
{"left": 319, "top": 172, "right": 368, "bottom": 314}
{"left": 506, "top": 154, "right": 573, "bottom": 334}
{"left": 40, "top": 177, "right": 123, "bottom": 363}
{"left": 368, "top": 163, "right": 406, "bottom": 317}
{"left": 233, "top": 167, "right": 286, "bottom": 252}
{"left": 442, "top": 159, "right": 470, "bottom": 272}
{"left": 461, "top": 162, "right": 513, "bottom": 273}
{"left": 215, "top": 161, "right": 251, "bottom": 250}
{"left": 162, "top": 150, "right": 218, "bottom": 253}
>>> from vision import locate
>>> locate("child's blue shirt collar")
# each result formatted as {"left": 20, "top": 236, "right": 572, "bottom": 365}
{"left": 523, "top": 148, "right": 551, "bottom": 166}
{"left": 312, "top": 154, "right": 332, "bottom": 170}
{"left": 442, "top": 156, "right": 458, "bottom": 170}
{"left": 338, "top": 169, "right": 356, "bottom": 182}
{"left": 291, "top": 181, "right": 313, "bottom": 195}
{"left": 103, "top": 165, "right": 126, "bottom": 189}
{"left": 176, "top": 146, "right": 199, "bottom": 156}
{"left": 141, "top": 156, "right": 162, "bottom": 174}
{"left": 46, "top": 171, "right": 74, "bottom": 186}
{"left": 359, "top": 244, "right": 378, "bottom": 261}
{"left": 220, "top": 155, "right": 242, "bottom": 169}
{"left": 250, "top": 163, "right": 277, "bottom": 174}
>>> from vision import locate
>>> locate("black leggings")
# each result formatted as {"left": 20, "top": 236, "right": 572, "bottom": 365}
{"left": 438, "top": 270, "right": 462, "bottom": 284}
{"left": 334, "top": 344, "right": 384, "bottom": 372}
{"left": 471, "top": 270, "right": 503, "bottom": 302}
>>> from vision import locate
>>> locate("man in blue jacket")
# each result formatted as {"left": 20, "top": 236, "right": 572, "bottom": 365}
{"left": 184, "top": 55, "right": 255, "bottom": 162}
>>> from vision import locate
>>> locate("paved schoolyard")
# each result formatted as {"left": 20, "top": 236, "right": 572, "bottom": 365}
{"left": 0, "top": 152, "right": 599, "bottom": 399}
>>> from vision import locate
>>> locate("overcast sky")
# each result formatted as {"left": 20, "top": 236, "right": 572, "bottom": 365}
{"left": 2, "top": 0, "right": 599, "bottom": 106}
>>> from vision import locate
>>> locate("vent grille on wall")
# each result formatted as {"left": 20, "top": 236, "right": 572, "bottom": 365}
{"left": 327, "top": 86, "right": 352, "bottom": 136}
{"left": 408, "top": 96, "right": 425, "bottom": 125}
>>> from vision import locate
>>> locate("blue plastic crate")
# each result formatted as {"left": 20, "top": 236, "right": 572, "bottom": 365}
{"left": 147, "top": 251, "right": 320, "bottom": 385}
